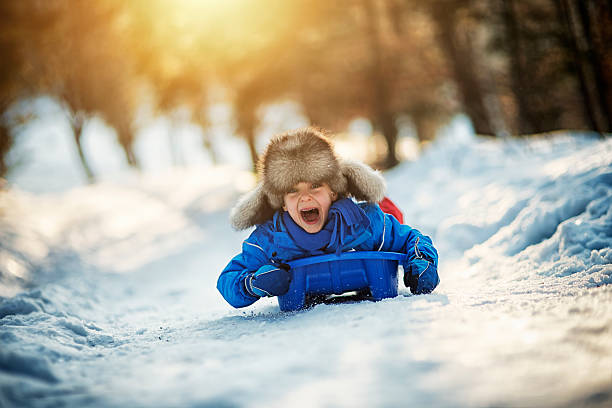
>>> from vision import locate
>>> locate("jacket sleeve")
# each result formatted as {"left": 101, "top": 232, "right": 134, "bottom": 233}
{"left": 217, "top": 231, "right": 270, "bottom": 308}
{"left": 365, "top": 204, "right": 439, "bottom": 292}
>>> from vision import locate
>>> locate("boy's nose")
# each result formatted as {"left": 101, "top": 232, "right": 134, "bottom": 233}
{"left": 299, "top": 193, "right": 313, "bottom": 203}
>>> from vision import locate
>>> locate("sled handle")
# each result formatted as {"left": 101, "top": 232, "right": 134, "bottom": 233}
{"left": 287, "top": 251, "right": 408, "bottom": 268}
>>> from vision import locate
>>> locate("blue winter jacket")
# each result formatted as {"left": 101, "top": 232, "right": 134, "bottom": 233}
{"left": 217, "top": 202, "right": 439, "bottom": 308}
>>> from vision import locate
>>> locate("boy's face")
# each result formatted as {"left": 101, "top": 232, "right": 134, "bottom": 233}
{"left": 283, "top": 182, "right": 337, "bottom": 233}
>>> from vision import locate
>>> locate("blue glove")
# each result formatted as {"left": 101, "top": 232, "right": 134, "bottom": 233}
{"left": 404, "top": 259, "right": 439, "bottom": 294}
{"left": 243, "top": 264, "right": 292, "bottom": 298}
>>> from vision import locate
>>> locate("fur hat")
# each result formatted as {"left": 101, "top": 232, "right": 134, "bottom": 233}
{"left": 230, "top": 127, "right": 386, "bottom": 230}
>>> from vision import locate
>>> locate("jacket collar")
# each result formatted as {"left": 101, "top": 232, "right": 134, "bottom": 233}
{"left": 268, "top": 210, "right": 372, "bottom": 261}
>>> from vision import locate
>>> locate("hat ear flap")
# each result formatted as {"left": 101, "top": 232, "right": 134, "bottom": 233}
{"left": 340, "top": 160, "right": 386, "bottom": 203}
{"left": 230, "top": 182, "right": 276, "bottom": 230}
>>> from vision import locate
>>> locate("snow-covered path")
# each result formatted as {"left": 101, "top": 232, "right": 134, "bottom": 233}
{"left": 1, "top": 132, "right": 611, "bottom": 407}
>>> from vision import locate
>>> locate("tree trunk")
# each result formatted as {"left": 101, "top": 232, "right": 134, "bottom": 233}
{"left": 501, "top": 0, "right": 539, "bottom": 134}
{"left": 236, "top": 104, "right": 259, "bottom": 172}
{"left": 168, "top": 115, "right": 184, "bottom": 166}
{"left": 363, "top": 0, "right": 399, "bottom": 169}
{"left": 125, "top": 146, "right": 138, "bottom": 167}
{"left": 202, "top": 132, "right": 218, "bottom": 165}
{"left": 114, "top": 125, "right": 139, "bottom": 168}
{"left": 71, "top": 114, "right": 95, "bottom": 183}
{"left": 119, "top": 135, "right": 139, "bottom": 168}
{"left": 0, "top": 123, "right": 12, "bottom": 179}
{"left": 430, "top": 2, "right": 495, "bottom": 136}
{"left": 245, "top": 125, "right": 258, "bottom": 173}
{"left": 195, "top": 110, "right": 218, "bottom": 165}
{"left": 576, "top": 0, "right": 612, "bottom": 131}
{"left": 555, "top": 0, "right": 603, "bottom": 133}
{"left": 410, "top": 106, "right": 438, "bottom": 145}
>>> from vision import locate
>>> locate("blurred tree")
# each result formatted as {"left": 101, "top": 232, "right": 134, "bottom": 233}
{"left": 578, "top": 1, "right": 612, "bottom": 132}
{"left": 153, "top": 72, "right": 212, "bottom": 166}
{"left": 383, "top": 1, "right": 455, "bottom": 146}
{"left": 1, "top": 0, "right": 140, "bottom": 182}
{"left": 47, "top": 0, "right": 140, "bottom": 179}
{"left": 229, "top": 50, "right": 300, "bottom": 170}
{"left": 233, "top": 84, "right": 261, "bottom": 170}
{"left": 485, "top": 0, "right": 608, "bottom": 134}
{"left": 214, "top": 0, "right": 322, "bottom": 169}
{"left": 425, "top": 0, "right": 496, "bottom": 136}
{"left": 291, "top": 2, "right": 370, "bottom": 130}
{"left": 7, "top": 0, "right": 609, "bottom": 186}
{"left": 363, "top": 0, "right": 399, "bottom": 167}
{"left": 500, "top": 0, "right": 540, "bottom": 134}
{"left": 555, "top": 0, "right": 612, "bottom": 133}
{"left": 291, "top": 0, "right": 454, "bottom": 166}
{"left": 0, "top": 1, "right": 35, "bottom": 179}
{"left": 0, "top": 125, "right": 11, "bottom": 179}
{"left": 124, "top": 0, "right": 217, "bottom": 165}
{"left": 103, "top": 91, "right": 140, "bottom": 167}
{"left": 588, "top": 1, "right": 612, "bottom": 132}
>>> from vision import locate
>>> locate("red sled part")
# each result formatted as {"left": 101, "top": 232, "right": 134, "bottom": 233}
{"left": 379, "top": 196, "right": 404, "bottom": 224}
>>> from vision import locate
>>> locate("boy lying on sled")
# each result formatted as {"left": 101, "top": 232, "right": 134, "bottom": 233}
{"left": 217, "top": 127, "right": 439, "bottom": 309}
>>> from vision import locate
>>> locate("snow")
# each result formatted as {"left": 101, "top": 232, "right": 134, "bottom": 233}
{"left": 1, "top": 121, "right": 612, "bottom": 407}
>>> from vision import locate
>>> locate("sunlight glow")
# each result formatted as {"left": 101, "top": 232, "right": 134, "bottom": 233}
{"left": 137, "top": 0, "right": 300, "bottom": 73}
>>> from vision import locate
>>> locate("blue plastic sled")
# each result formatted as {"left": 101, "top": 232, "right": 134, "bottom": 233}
{"left": 277, "top": 251, "right": 408, "bottom": 311}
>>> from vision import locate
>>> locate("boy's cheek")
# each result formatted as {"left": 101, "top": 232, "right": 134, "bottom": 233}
{"left": 320, "top": 208, "right": 330, "bottom": 221}
{"left": 282, "top": 197, "right": 291, "bottom": 211}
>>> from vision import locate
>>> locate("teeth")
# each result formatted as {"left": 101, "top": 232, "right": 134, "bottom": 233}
{"left": 300, "top": 208, "right": 319, "bottom": 223}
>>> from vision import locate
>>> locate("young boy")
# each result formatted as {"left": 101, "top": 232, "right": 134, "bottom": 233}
{"left": 217, "top": 127, "right": 439, "bottom": 308}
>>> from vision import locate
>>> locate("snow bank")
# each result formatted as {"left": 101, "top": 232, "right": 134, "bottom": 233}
{"left": 387, "top": 130, "right": 612, "bottom": 288}
{"left": 1, "top": 128, "right": 611, "bottom": 407}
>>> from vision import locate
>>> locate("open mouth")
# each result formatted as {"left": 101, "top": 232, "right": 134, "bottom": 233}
{"left": 300, "top": 207, "right": 320, "bottom": 224}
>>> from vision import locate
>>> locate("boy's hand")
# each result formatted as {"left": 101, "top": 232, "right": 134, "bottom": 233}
{"left": 244, "top": 265, "right": 292, "bottom": 298}
{"left": 404, "top": 259, "right": 439, "bottom": 294}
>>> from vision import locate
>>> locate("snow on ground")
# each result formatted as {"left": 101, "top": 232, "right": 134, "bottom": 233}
{"left": 1, "top": 128, "right": 611, "bottom": 407}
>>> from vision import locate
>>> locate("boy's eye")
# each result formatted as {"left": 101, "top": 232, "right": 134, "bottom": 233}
{"left": 311, "top": 183, "right": 321, "bottom": 189}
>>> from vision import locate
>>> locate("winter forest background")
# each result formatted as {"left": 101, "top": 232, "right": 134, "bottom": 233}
{"left": 1, "top": 1, "right": 611, "bottom": 407}
{"left": 2, "top": 0, "right": 611, "bottom": 182}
